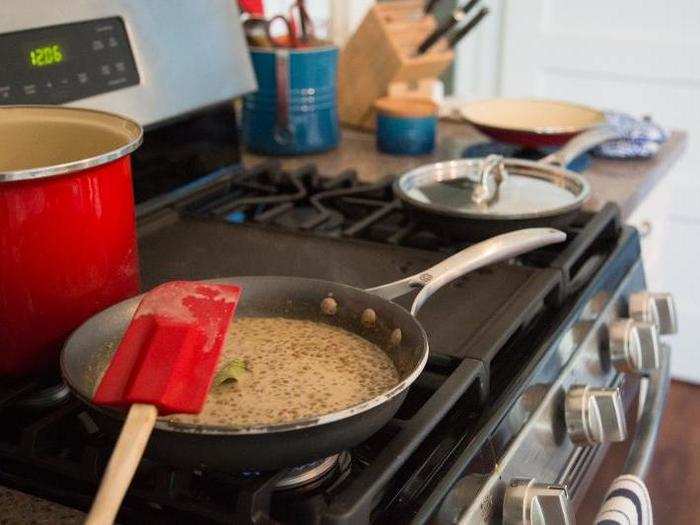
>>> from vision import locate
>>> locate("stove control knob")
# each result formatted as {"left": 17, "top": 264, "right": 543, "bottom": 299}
{"left": 503, "top": 478, "right": 574, "bottom": 525}
{"left": 565, "top": 385, "right": 627, "bottom": 446}
{"left": 629, "top": 292, "right": 677, "bottom": 335}
{"left": 610, "top": 318, "right": 660, "bottom": 373}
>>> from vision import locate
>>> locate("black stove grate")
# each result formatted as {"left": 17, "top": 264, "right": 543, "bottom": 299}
{"left": 177, "top": 161, "right": 481, "bottom": 252}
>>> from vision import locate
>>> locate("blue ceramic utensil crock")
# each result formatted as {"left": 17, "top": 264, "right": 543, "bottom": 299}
{"left": 243, "top": 45, "right": 340, "bottom": 155}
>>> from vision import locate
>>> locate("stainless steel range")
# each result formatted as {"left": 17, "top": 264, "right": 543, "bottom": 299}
{"left": 0, "top": 160, "right": 676, "bottom": 523}
{"left": 0, "top": 2, "right": 676, "bottom": 524}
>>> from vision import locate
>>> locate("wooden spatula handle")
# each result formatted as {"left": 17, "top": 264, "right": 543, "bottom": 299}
{"left": 85, "top": 403, "right": 158, "bottom": 525}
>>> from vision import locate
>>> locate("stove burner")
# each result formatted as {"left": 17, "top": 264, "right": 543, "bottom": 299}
{"left": 14, "top": 381, "right": 70, "bottom": 410}
{"left": 182, "top": 162, "right": 455, "bottom": 250}
{"left": 275, "top": 454, "right": 342, "bottom": 490}
{"left": 0, "top": 375, "right": 71, "bottom": 411}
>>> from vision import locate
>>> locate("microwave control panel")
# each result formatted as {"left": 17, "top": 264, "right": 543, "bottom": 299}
{"left": 0, "top": 17, "right": 139, "bottom": 105}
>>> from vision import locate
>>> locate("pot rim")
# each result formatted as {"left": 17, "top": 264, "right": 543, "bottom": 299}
{"left": 249, "top": 44, "right": 338, "bottom": 54}
{"left": 0, "top": 105, "right": 143, "bottom": 182}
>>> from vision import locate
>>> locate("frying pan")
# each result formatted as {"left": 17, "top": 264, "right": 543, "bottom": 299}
{"left": 455, "top": 98, "right": 606, "bottom": 148}
{"left": 61, "top": 228, "right": 565, "bottom": 471}
{"left": 394, "top": 126, "right": 620, "bottom": 241}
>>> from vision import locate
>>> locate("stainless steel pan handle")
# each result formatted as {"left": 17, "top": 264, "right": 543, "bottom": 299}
{"left": 540, "top": 125, "right": 621, "bottom": 167}
{"left": 366, "top": 228, "right": 567, "bottom": 315}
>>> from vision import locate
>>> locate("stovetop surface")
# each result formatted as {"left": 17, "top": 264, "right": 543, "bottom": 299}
{"left": 138, "top": 217, "right": 557, "bottom": 364}
{"left": 0, "top": 158, "right": 635, "bottom": 524}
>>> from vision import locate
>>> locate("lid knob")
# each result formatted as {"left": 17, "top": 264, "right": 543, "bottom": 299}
{"left": 471, "top": 154, "right": 508, "bottom": 206}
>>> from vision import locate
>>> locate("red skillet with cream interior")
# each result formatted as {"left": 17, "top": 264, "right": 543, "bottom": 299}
{"left": 456, "top": 98, "right": 605, "bottom": 148}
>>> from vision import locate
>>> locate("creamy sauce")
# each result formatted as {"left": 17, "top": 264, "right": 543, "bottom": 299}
{"left": 165, "top": 317, "right": 400, "bottom": 428}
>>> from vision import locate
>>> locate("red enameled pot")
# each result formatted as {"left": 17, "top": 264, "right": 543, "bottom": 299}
{"left": 0, "top": 106, "right": 143, "bottom": 376}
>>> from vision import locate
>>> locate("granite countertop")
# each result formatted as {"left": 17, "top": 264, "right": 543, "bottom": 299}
{"left": 0, "top": 487, "right": 84, "bottom": 524}
{"left": 1, "top": 123, "right": 687, "bottom": 523}
{"left": 245, "top": 121, "right": 688, "bottom": 221}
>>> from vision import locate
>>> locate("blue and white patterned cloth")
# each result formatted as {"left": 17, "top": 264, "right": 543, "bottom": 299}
{"left": 594, "top": 475, "right": 653, "bottom": 525}
{"left": 593, "top": 111, "right": 669, "bottom": 159}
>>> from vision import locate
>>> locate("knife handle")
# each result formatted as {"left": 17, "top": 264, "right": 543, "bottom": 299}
{"left": 447, "top": 7, "right": 490, "bottom": 48}
{"left": 424, "top": 0, "right": 441, "bottom": 14}
{"left": 416, "top": 0, "right": 479, "bottom": 55}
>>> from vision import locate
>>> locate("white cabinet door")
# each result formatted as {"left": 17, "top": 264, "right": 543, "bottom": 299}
{"left": 499, "top": 0, "right": 700, "bottom": 382}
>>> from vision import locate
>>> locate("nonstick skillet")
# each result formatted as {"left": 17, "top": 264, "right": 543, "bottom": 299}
{"left": 61, "top": 228, "right": 565, "bottom": 471}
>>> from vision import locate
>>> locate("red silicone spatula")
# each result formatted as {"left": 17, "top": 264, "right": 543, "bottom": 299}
{"left": 85, "top": 281, "right": 241, "bottom": 525}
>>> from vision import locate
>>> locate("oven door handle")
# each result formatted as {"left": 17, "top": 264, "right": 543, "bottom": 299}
{"left": 624, "top": 343, "right": 671, "bottom": 478}
{"left": 594, "top": 344, "right": 671, "bottom": 525}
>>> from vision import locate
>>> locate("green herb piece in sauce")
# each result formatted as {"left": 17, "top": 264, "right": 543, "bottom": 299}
{"left": 213, "top": 358, "right": 248, "bottom": 386}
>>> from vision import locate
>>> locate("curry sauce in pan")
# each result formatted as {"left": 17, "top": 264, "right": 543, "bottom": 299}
{"left": 163, "top": 317, "right": 400, "bottom": 427}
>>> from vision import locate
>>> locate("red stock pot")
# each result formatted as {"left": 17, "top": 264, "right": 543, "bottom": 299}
{"left": 0, "top": 106, "right": 143, "bottom": 376}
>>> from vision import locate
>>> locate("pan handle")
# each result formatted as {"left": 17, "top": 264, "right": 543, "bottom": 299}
{"left": 365, "top": 228, "right": 567, "bottom": 315}
{"left": 539, "top": 125, "right": 621, "bottom": 167}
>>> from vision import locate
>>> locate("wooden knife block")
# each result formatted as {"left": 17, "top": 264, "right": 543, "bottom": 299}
{"left": 338, "top": 0, "right": 454, "bottom": 130}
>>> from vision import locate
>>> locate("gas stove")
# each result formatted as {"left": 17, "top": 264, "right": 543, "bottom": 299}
{"left": 0, "top": 146, "right": 676, "bottom": 523}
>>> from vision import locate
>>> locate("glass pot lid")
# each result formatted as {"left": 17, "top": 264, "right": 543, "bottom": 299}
{"left": 394, "top": 155, "right": 590, "bottom": 220}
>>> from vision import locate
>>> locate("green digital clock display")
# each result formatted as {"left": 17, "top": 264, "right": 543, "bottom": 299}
{"left": 29, "top": 44, "right": 65, "bottom": 67}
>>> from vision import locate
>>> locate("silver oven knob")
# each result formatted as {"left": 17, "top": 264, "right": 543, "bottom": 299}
{"left": 565, "top": 385, "right": 627, "bottom": 446}
{"left": 610, "top": 318, "right": 660, "bottom": 373}
{"left": 503, "top": 478, "right": 573, "bottom": 525}
{"left": 629, "top": 292, "right": 677, "bottom": 335}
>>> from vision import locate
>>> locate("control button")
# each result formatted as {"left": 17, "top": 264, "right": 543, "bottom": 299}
{"left": 107, "top": 36, "right": 118, "bottom": 48}
{"left": 92, "top": 39, "right": 105, "bottom": 51}
{"left": 610, "top": 319, "right": 660, "bottom": 373}
{"left": 100, "top": 64, "right": 112, "bottom": 76}
{"left": 565, "top": 385, "right": 627, "bottom": 446}
{"left": 503, "top": 478, "right": 573, "bottom": 525}
{"left": 629, "top": 292, "right": 677, "bottom": 335}
{"left": 107, "top": 77, "right": 127, "bottom": 87}
{"left": 115, "top": 61, "right": 126, "bottom": 73}
{"left": 77, "top": 73, "right": 89, "bottom": 84}
{"left": 23, "top": 84, "right": 37, "bottom": 95}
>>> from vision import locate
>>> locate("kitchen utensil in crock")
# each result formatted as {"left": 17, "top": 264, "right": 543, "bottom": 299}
{"left": 416, "top": 0, "right": 479, "bottom": 54}
{"left": 393, "top": 126, "right": 620, "bottom": 240}
{"left": 86, "top": 281, "right": 241, "bottom": 525}
{"left": 62, "top": 229, "right": 565, "bottom": 472}
{"left": 0, "top": 105, "right": 142, "bottom": 376}
{"left": 446, "top": 7, "right": 489, "bottom": 49}
{"left": 455, "top": 98, "right": 606, "bottom": 148}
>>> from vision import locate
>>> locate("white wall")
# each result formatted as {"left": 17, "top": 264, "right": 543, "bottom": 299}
{"left": 451, "top": 0, "right": 504, "bottom": 99}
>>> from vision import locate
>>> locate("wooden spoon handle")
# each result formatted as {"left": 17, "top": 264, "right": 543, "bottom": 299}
{"left": 85, "top": 403, "right": 158, "bottom": 525}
